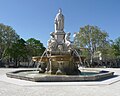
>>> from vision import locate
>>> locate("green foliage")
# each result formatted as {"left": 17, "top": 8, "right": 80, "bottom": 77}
{"left": 26, "top": 38, "right": 46, "bottom": 56}
{"left": 0, "top": 23, "right": 20, "bottom": 61}
{"left": 8, "top": 38, "right": 28, "bottom": 59}
{"left": 74, "top": 25, "right": 109, "bottom": 49}
{"left": 101, "top": 40, "right": 116, "bottom": 59}
{"left": 0, "top": 23, "right": 46, "bottom": 67}
{"left": 74, "top": 25, "right": 109, "bottom": 63}
{"left": 112, "top": 37, "right": 120, "bottom": 57}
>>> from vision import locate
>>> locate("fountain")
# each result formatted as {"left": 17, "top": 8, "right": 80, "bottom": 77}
{"left": 33, "top": 8, "right": 84, "bottom": 75}
{"left": 6, "top": 9, "right": 114, "bottom": 82}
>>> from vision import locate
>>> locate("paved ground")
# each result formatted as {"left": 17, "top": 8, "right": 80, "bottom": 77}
{"left": 0, "top": 68, "right": 120, "bottom": 96}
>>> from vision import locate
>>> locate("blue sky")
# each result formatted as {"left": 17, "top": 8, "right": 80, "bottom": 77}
{"left": 0, "top": 0, "right": 120, "bottom": 47}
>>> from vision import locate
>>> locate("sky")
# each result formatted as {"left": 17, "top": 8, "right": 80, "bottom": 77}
{"left": 0, "top": 0, "right": 120, "bottom": 47}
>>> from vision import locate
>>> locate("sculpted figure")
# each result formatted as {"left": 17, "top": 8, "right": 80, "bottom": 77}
{"left": 47, "top": 32, "right": 57, "bottom": 51}
{"left": 58, "top": 45, "right": 63, "bottom": 51}
{"left": 54, "top": 8, "right": 64, "bottom": 32}
{"left": 65, "top": 32, "right": 71, "bottom": 47}
{"left": 65, "top": 32, "right": 73, "bottom": 51}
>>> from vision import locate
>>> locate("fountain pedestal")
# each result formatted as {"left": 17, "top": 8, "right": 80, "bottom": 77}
{"left": 54, "top": 31, "right": 65, "bottom": 43}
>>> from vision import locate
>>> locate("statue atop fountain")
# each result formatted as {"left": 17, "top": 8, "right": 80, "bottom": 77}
{"left": 54, "top": 8, "right": 64, "bottom": 32}
{"left": 47, "top": 8, "right": 72, "bottom": 53}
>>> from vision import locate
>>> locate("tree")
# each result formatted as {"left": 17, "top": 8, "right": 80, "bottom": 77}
{"left": 4, "top": 38, "right": 28, "bottom": 67}
{"left": 74, "top": 25, "right": 109, "bottom": 64}
{"left": 4, "top": 37, "right": 46, "bottom": 67}
{"left": 0, "top": 23, "right": 46, "bottom": 67}
{"left": 112, "top": 37, "right": 120, "bottom": 57}
{"left": 26, "top": 38, "right": 46, "bottom": 57}
{"left": 0, "top": 23, "right": 19, "bottom": 64}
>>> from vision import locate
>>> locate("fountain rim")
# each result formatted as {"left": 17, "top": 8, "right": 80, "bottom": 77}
{"left": 6, "top": 69, "right": 114, "bottom": 82}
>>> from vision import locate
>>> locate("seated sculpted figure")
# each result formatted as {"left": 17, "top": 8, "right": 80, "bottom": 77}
{"left": 47, "top": 32, "right": 57, "bottom": 51}
{"left": 65, "top": 32, "right": 73, "bottom": 50}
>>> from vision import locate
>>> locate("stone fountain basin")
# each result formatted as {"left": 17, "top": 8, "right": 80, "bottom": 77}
{"left": 32, "top": 55, "right": 86, "bottom": 62}
{"left": 6, "top": 69, "right": 114, "bottom": 82}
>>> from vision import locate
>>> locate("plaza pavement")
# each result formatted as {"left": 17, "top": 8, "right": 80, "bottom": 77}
{"left": 0, "top": 68, "right": 120, "bottom": 96}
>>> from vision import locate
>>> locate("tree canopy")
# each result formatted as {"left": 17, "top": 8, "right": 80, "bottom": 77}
{"left": 26, "top": 38, "right": 46, "bottom": 56}
{"left": 0, "top": 23, "right": 46, "bottom": 67}
{"left": 112, "top": 37, "right": 120, "bottom": 57}
{"left": 74, "top": 25, "right": 109, "bottom": 63}
{"left": 0, "top": 23, "right": 20, "bottom": 61}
